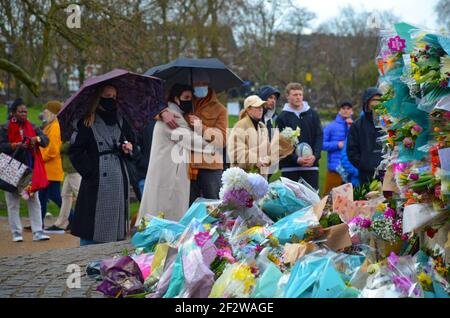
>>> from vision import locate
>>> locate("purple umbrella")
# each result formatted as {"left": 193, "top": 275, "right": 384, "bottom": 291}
{"left": 58, "top": 69, "right": 166, "bottom": 141}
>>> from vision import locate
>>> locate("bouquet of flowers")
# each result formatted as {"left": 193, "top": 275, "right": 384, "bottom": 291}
{"left": 280, "top": 127, "right": 301, "bottom": 147}
{"left": 392, "top": 119, "right": 424, "bottom": 150}
{"left": 215, "top": 168, "right": 269, "bottom": 213}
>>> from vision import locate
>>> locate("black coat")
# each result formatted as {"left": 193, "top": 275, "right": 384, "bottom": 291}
{"left": 347, "top": 87, "right": 383, "bottom": 184}
{"left": 276, "top": 108, "right": 323, "bottom": 169}
{"left": 68, "top": 116, "right": 137, "bottom": 240}
{"left": 133, "top": 119, "right": 156, "bottom": 183}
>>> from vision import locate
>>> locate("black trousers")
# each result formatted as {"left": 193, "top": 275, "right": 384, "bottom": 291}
{"left": 281, "top": 170, "right": 319, "bottom": 191}
{"left": 189, "top": 169, "right": 223, "bottom": 205}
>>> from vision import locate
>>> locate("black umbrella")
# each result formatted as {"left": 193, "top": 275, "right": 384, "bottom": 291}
{"left": 145, "top": 58, "right": 243, "bottom": 93}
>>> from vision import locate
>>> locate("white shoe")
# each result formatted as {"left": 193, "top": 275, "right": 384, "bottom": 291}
{"left": 33, "top": 231, "right": 50, "bottom": 241}
{"left": 45, "top": 212, "right": 53, "bottom": 218}
{"left": 12, "top": 232, "right": 23, "bottom": 242}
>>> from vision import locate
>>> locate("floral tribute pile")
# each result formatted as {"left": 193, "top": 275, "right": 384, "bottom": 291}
{"left": 90, "top": 23, "right": 449, "bottom": 299}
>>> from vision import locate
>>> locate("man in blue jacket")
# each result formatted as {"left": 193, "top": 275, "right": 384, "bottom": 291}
{"left": 322, "top": 102, "right": 354, "bottom": 194}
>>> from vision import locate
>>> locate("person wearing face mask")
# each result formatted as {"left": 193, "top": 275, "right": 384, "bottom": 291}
{"left": 0, "top": 98, "right": 50, "bottom": 242}
{"left": 187, "top": 70, "right": 228, "bottom": 205}
{"left": 257, "top": 85, "right": 281, "bottom": 140}
{"left": 136, "top": 84, "right": 214, "bottom": 224}
{"left": 347, "top": 87, "right": 383, "bottom": 185}
{"left": 38, "top": 101, "right": 64, "bottom": 228}
{"left": 228, "top": 95, "right": 293, "bottom": 177}
{"left": 69, "top": 84, "right": 138, "bottom": 246}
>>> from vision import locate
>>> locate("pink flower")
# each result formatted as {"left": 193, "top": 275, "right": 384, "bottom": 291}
{"left": 393, "top": 219, "right": 403, "bottom": 235}
{"left": 401, "top": 234, "right": 409, "bottom": 241}
{"left": 443, "top": 112, "right": 450, "bottom": 120}
{"left": 403, "top": 137, "right": 413, "bottom": 148}
{"left": 194, "top": 231, "right": 211, "bottom": 247}
{"left": 408, "top": 174, "right": 419, "bottom": 181}
{"left": 217, "top": 248, "right": 236, "bottom": 263}
{"left": 384, "top": 208, "right": 396, "bottom": 219}
{"left": 360, "top": 219, "right": 372, "bottom": 229}
{"left": 412, "top": 124, "right": 423, "bottom": 133}
{"left": 435, "top": 185, "right": 441, "bottom": 198}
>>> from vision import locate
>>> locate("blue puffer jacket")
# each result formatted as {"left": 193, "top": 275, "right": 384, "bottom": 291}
{"left": 340, "top": 139, "right": 359, "bottom": 186}
{"left": 323, "top": 114, "right": 349, "bottom": 172}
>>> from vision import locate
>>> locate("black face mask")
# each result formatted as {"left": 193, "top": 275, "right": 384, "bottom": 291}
{"left": 179, "top": 100, "right": 193, "bottom": 113}
{"left": 99, "top": 97, "right": 117, "bottom": 112}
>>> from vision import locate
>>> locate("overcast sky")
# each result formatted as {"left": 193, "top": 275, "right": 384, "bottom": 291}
{"left": 295, "top": 0, "right": 440, "bottom": 31}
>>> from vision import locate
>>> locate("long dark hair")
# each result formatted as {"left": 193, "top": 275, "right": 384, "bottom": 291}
{"left": 168, "top": 84, "right": 194, "bottom": 104}
{"left": 84, "top": 83, "right": 118, "bottom": 127}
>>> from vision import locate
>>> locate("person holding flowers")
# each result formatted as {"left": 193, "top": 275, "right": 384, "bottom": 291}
{"left": 228, "top": 95, "right": 293, "bottom": 177}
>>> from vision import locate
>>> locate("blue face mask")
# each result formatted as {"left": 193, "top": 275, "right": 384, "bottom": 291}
{"left": 194, "top": 86, "right": 208, "bottom": 98}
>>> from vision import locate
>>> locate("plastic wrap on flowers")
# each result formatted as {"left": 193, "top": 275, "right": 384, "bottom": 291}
{"left": 283, "top": 250, "right": 347, "bottom": 298}
{"left": 280, "top": 177, "right": 320, "bottom": 206}
{"left": 179, "top": 199, "right": 220, "bottom": 227}
{"left": 96, "top": 256, "right": 145, "bottom": 298}
{"left": 209, "top": 262, "right": 257, "bottom": 298}
{"left": 260, "top": 181, "right": 310, "bottom": 221}
{"left": 251, "top": 263, "right": 283, "bottom": 298}
{"left": 268, "top": 206, "right": 319, "bottom": 244}
{"left": 360, "top": 252, "right": 424, "bottom": 298}
{"left": 131, "top": 217, "right": 185, "bottom": 250}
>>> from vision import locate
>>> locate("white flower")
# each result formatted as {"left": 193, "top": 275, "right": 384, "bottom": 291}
{"left": 280, "top": 127, "right": 301, "bottom": 146}
{"left": 221, "top": 167, "right": 250, "bottom": 192}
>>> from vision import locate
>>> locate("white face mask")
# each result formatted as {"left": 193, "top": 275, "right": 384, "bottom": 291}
{"left": 194, "top": 86, "right": 208, "bottom": 98}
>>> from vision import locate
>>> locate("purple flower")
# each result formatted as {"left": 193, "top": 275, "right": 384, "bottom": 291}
{"left": 222, "top": 188, "right": 252, "bottom": 209}
{"left": 384, "top": 208, "right": 396, "bottom": 219}
{"left": 408, "top": 174, "right": 419, "bottom": 181}
{"left": 387, "top": 252, "right": 399, "bottom": 271}
{"left": 194, "top": 231, "right": 212, "bottom": 247}
{"left": 360, "top": 218, "right": 372, "bottom": 229}
{"left": 392, "top": 275, "right": 414, "bottom": 295}
{"left": 401, "top": 234, "right": 409, "bottom": 241}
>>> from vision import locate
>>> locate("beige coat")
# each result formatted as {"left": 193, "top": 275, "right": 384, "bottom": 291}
{"left": 228, "top": 114, "right": 293, "bottom": 176}
{"left": 136, "top": 103, "right": 213, "bottom": 225}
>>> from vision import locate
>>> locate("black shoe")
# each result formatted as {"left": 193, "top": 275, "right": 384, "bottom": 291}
{"left": 23, "top": 226, "right": 32, "bottom": 232}
{"left": 44, "top": 225, "right": 65, "bottom": 234}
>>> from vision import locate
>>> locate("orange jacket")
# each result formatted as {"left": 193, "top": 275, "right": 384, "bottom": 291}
{"left": 190, "top": 89, "right": 228, "bottom": 171}
{"left": 40, "top": 120, "right": 64, "bottom": 181}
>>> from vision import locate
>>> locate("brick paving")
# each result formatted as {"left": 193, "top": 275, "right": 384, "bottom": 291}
{"left": 0, "top": 240, "right": 133, "bottom": 298}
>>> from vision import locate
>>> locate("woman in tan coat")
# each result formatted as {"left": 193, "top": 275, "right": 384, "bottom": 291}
{"left": 228, "top": 95, "right": 293, "bottom": 177}
{"left": 136, "top": 84, "right": 214, "bottom": 225}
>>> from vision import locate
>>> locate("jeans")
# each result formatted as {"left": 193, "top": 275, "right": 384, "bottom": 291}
{"left": 80, "top": 239, "right": 99, "bottom": 247}
{"left": 4, "top": 191, "right": 43, "bottom": 235}
{"left": 39, "top": 181, "right": 62, "bottom": 224}
{"left": 138, "top": 179, "right": 145, "bottom": 197}
{"left": 189, "top": 169, "right": 222, "bottom": 205}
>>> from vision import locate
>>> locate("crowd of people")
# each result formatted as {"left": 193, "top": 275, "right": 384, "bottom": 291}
{"left": 0, "top": 69, "right": 384, "bottom": 247}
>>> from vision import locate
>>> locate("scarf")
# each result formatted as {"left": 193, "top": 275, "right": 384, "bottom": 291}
{"left": 7, "top": 118, "right": 48, "bottom": 193}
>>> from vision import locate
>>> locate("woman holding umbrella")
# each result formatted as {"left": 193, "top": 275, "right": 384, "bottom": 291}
{"left": 69, "top": 84, "right": 137, "bottom": 246}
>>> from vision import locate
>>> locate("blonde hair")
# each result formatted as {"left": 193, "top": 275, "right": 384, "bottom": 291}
{"left": 83, "top": 85, "right": 116, "bottom": 127}
{"left": 285, "top": 82, "right": 304, "bottom": 95}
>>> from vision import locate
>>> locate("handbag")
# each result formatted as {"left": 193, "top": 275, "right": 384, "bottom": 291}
{"left": 0, "top": 149, "right": 32, "bottom": 193}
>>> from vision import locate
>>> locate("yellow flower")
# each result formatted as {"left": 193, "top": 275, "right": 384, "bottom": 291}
{"left": 413, "top": 72, "right": 421, "bottom": 81}
{"left": 376, "top": 203, "right": 387, "bottom": 212}
{"left": 203, "top": 224, "right": 211, "bottom": 231}
{"left": 232, "top": 265, "right": 255, "bottom": 294}
{"left": 367, "top": 264, "right": 380, "bottom": 275}
{"left": 417, "top": 272, "right": 432, "bottom": 286}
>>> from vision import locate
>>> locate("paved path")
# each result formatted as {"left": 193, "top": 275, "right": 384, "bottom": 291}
{"left": 0, "top": 240, "right": 133, "bottom": 298}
